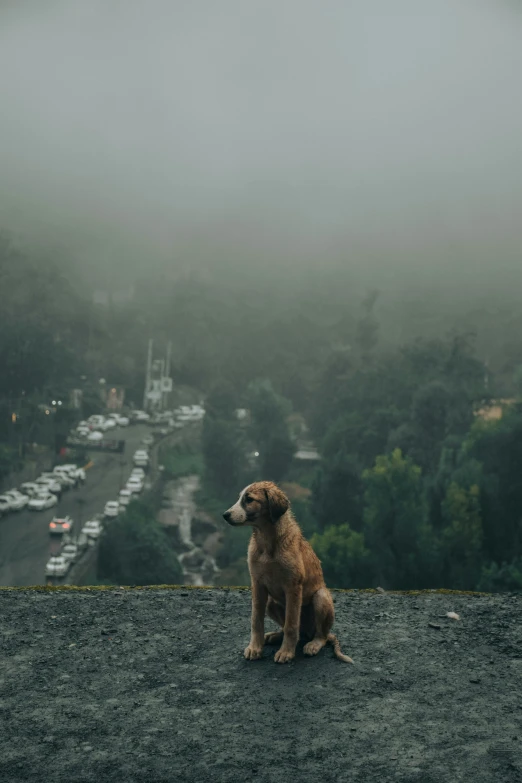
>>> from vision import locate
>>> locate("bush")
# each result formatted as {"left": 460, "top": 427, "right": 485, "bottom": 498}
{"left": 311, "top": 524, "right": 372, "bottom": 588}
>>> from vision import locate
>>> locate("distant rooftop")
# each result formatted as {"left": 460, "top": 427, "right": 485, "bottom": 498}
{"left": 1, "top": 587, "right": 520, "bottom": 782}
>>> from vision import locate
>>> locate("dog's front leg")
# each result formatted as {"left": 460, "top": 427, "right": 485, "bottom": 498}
{"left": 244, "top": 581, "right": 268, "bottom": 660}
{"left": 274, "top": 584, "right": 302, "bottom": 664}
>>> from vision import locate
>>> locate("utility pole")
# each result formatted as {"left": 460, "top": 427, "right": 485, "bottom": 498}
{"left": 143, "top": 339, "right": 153, "bottom": 411}
{"left": 163, "top": 341, "right": 172, "bottom": 411}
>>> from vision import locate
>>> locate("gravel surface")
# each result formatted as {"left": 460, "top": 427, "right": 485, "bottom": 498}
{"left": 1, "top": 587, "right": 521, "bottom": 782}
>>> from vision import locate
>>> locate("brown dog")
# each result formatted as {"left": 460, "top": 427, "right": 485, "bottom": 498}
{"left": 223, "top": 481, "right": 353, "bottom": 664}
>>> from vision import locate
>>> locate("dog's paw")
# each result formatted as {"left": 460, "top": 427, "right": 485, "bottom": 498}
{"left": 274, "top": 648, "right": 295, "bottom": 664}
{"left": 244, "top": 645, "right": 263, "bottom": 660}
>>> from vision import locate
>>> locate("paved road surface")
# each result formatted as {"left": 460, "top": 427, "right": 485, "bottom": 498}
{"left": 0, "top": 588, "right": 520, "bottom": 783}
{"left": 0, "top": 425, "right": 149, "bottom": 586}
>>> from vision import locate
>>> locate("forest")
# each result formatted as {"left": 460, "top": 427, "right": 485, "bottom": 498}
{"left": 2, "top": 233, "right": 522, "bottom": 591}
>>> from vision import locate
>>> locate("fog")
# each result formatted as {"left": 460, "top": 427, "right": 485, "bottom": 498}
{"left": 0, "top": 0, "right": 521, "bottom": 288}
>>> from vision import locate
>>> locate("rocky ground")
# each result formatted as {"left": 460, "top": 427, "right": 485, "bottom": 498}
{"left": 0, "top": 587, "right": 521, "bottom": 783}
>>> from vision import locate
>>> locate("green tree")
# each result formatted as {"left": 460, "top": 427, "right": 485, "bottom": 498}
{"left": 246, "top": 379, "right": 295, "bottom": 481}
{"left": 97, "top": 497, "right": 183, "bottom": 585}
{"left": 362, "top": 449, "right": 437, "bottom": 589}
{"left": 311, "top": 524, "right": 372, "bottom": 588}
{"left": 202, "top": 381, "right": 248, "bottom": 500}
{"left": 441, "top": 482, "right": 483, "bottom": 589}
{"left": 463, "top": 411, "right": 522, "bottom": 564}
{"left": 312, "top": 451, "right": 364, "bottom": 532}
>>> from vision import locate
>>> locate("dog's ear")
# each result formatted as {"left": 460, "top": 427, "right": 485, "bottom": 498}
{"left": 265, "top": 484, "right": 289, "bottom": 523}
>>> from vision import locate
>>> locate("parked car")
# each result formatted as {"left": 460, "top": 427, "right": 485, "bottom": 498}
{"left": 60, "top": 542, "right": 79, "bottom": 564}
{"left": 133, "top": 450, "right": 149, "bottom": 468}
{"left": 76, "top": 426, "right": 90, "bottom": 437}
{"left": 176, "top": 404, "right": 205, "bottom": 422}
{"left": 132, "top": 410, "right": 150, "bottom": 422}
{"left": 4, "top": 490, "right": 29, "bottom": 510}
{"left": 35, "top": 476, "right": 62, "bottom": 495}
{"left": 108, "top": 413, "right": 130, "bottom": 426}
{"left": 130, "top": 467, "right": 145, "bottom": 480}
{"left": 45, "top": 555, "right": 70, "bottom": 578}
{"left": 49, "top": 516, "right": 74, "bottom": 535}
{"left": 82, "top": 519, "right": 103, "bottom": 539}
{"left": 41, "top": 471, "right": 74, "bottom": 490}
{"left": 53, "top": 464, "right": 84, "bottom": 485}
{"left": 142, "top": 435, "right": 154, "bottom": 447}
{"left": 103, "top": 418, "right": 117, "bottom": 430}
{"left": 87, "top": 430, "right": 103, "bottom": 442}
{"left": 52, "top": 466, "right": 76, "bottom": 486}
{"left": 104, "top": 501, "right": 120, "bottom": 518}
{"left": 126, "top": 477, "right": 143, "bottom": 494}
{"left": 118, "top": 488, "right": 132, "bottom": 508}
{"left": 57, "top": 464, "right": 86, "bottom": 483}
{"left": 28, "top": 493, "right": 58, "bottom": 511}
{"left": 20, "top": 482, "right": 41, "bottom": 497}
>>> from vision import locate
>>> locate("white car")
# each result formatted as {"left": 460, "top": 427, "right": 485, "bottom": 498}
{"left": 130, "top": 467, "right": 145, "bottom": 480}
{"left": 76, "top": 426, "right": 90, "bottom": 437}
{"left": 60, "top": 542, "right": 79, "bottom": 564}
{"left": 133, "top": 410, "right": 150, "bottom": 422}
{"left": 126, "top": 477, "right": 143, "bottom": 494}
{"left": 82, "top": 519, "right": 103, "bottom": 539}
{"left": 109, "top": 413, "right": 130, "bottom": 427}
{"left": 20, "top": 482, "right": 41, "bottom": 497}
{"left": 118, "top": 488, "right": 132, "bottom": 507}
{"left": 49, "top": 516, "right": 74, "bottom": 535}
{"left": 45, "top": 555, "right": 70, "bottom": 577}
{"left": 104, "top": 501, "right": 120, "bottom": 518}
{"left": 54, "top": 465, "right": 83, "bottom": 485}
{"left": 87, "top": 430, "right": 103, "bottom": 442}
{"left": 41, "top": 471, "right": 74, "bottom": 490}
{"left": 58, "top": 465, "right": 86, "bottom": 483}
{"left": 4, "top": 490, "right": 29, "bottom": 510}
{"left": 28, "top": 493, "right": 58, "bottom": 511}
{"left": 103, "top": 418, "right": 117, "bottom": 430}
{"left": 35, "top": 476, "right": 62, "bottom": 495}
{"left": 142, "top": 435, "right": 154, "bottom": 447}
{"left": 133, "top": 450, "right": 149, "bottom": 468}
{"left": 0, "top": 496, "right": 11, "bottom": 514}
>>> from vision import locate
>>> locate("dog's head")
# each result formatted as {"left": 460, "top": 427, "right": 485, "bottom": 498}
{"left": 223, "top": 481, "right": 289, "bottom": 526}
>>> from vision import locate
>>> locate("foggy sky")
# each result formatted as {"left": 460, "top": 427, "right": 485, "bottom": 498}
{"left": 0, "top": 0, "right": 521, "bottom": 287}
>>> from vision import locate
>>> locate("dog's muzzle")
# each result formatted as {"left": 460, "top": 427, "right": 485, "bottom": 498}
{"left": 223, "top": 510, "right": 236, "bottom": 525}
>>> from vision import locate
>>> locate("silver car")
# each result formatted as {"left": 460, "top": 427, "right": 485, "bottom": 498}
{"left": 45, "top": 555, "right": 69, "bottom": 578}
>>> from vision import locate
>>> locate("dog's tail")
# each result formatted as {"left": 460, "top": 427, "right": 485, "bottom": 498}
{"left": 327, "top": 633, "right": 354, "bottom": 664}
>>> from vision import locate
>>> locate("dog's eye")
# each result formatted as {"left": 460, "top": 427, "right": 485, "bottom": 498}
{"left": 245, "top": 495, "right": 254, "bottom": 503}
